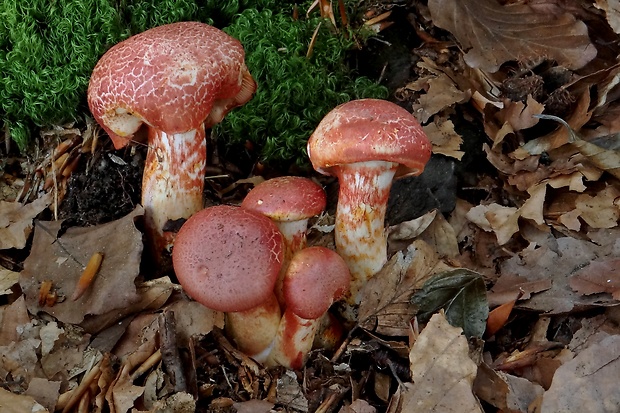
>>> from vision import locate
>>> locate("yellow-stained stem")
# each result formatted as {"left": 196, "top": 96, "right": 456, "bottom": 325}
{"left": 142, "top": 127, "right": 207, "bottom": 256}
{"left": 333, "top": 161, "right": 398, "bottom": 303}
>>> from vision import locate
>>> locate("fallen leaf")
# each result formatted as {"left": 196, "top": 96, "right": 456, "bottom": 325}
{"left": 502, "top": 236, "right": 619, "bottom": 313}
{"left": 358, "top": 240, "right": 441, "bottom": 336}
{"left": 411, "top": 269, "right": 489, "bottom": 338}
{"left": 0, "top": 268, "right": 20, "bottom": 295}
{"left": 19, "top": 206, "right": 144, "bottom": 324}
{"left": 574, "top": 185, "right": 620, "bottom": 228}
{"left": 233, "top": 399, "right": 274, "bottom": 413}
{"left": 595, "top": 0, "right": 620, "bottom": 33}
{"left": 400, "top": 312, "right": 483, "bottom": 413}
{"left": 0, "top": 193, "right": 52, "bottom": 250}
{"left": 24, "top": 377, "right": 61, "bottom": 413}
{"left": 412, "top": 72, "right": 470, "bottom": 123}
{"left": 423, "top": 118, "right": 464, "bottom": 160}
{"left": 276, "top": 370, "right": 308, "bottom": 412}
{"left": 0, "top": 387, "right": 48, "bottom": 413}
{"left": 540, "top": 334, "right": 620, "bottom": 413}
{"left": 339, "top": 399, "right": 377, "bottom": 413}
{"left": 487, "top": 274, "right": 552, "bottom": 307}
{"left": 569, "top": 259, "right": 620, "bottom": 299}
{"left": 427, "top": 0, "right": 596, "bottom": 72}
{"left": 466, "top": 203, "right": 520, "bottom": 245}
{"left": 474, "top": 363, "right": 544, "bottom": 413}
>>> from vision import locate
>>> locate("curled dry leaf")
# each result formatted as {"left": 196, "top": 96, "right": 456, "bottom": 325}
{"left": 358, "top": 240, "right": 442, "bottom": 337}
{"left": 400, "top": 312, "right": 483, "bottom": 413}
{"left": 428, "top": 0, "right": 597, "bottom": 72}
{"left": 0, "top": 192, "right": 52, "bottom": 250}
{"left": 19, "top": 206, "right": 144, "bottom": 324}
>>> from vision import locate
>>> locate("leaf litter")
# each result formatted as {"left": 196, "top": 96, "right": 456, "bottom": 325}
{"left": 2, "top": 1, "right": 620, "bottom": 412}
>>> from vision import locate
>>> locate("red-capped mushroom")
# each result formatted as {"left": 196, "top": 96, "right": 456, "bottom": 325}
{"left": 266, "top": 246, "right": 350, "bottom": 369}
{"left": 241, "top": 176, "right": 326, "bottom": 306}
{"left": 172, "top": 205, "right": 282, "bottom": 361}
{"left": 307, "top": 99, "right": 431, "bottom": 304}
{"left": 88, "top": 22, "right": 256, "bottom": 257}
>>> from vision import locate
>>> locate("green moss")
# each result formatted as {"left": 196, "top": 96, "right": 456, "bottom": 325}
{"left": 0, "top": 0, "right": 127, "bottom": 150}
{"left": 219, "top": 9, "right": 388, "bottom": 166}
{"left": 1, "top": 0, "right": 387, "bottom": 165}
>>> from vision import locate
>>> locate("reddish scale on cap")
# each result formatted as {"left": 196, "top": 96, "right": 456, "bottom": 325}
{"left": 88, "top": 21, "right": 255, "bottom": 149}
{"left": 172, "top": 205, "right": 283, "bottom": 313}
{"left": 241, "top": 176, "right": 326, "bottom": 222}
{"left": 307, "top": 99, "right": 431, "bottom": 175}
{"left": 283, "top": 247, "right": 350, "bottom": 320}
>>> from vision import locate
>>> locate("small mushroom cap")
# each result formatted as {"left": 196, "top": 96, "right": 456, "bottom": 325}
{"left": 307, "top": 99, "right": 432, "bottom": 176}
{"left": 88, "top": 22, "right": 256, "bottom": 149}
{"left": 172, "top": 205, "right": 283, "bottom": 312}
{"left": 241, "top": 176, "right": 326, "bottom": 221}
{"left": 284, "top": 247, "right": 350, "bottom": 320}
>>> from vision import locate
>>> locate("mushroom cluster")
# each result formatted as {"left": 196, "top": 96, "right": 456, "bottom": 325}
{"left": 90, "top": 26, "right": 431, "bottom": 369}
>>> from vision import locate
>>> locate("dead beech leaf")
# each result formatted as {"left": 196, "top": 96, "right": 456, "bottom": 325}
{"left": 540, "top": 334, "right": 620, "bottom": 413}
{"left": 428, "top": 0, "right": 596, "bottom": 72}
{"left": 487, "top": 274, "right": 552, "bottom": 307}
{"left": 0, "top": 388, "right": 48, "bottom": 413}
{"left": 474, "top": 363, "right": 544, "bottom": 413}
{"left": 466, "top": 204, "right": 520, "bottom": 245}
{"left": 569, "top": 259, "right": 620, "bottom": 299}
{"left": 412, "top": 73, "right": 470, "bottom": 123}
{"left": 19, "top": 206, "right": 144, "bottom": 324}
{"left": 358, "top": 240, "right": 441, "bottom": 336}
{"left": 502, "top": 236, "right": 619, "bottom": 313}
{"left": 0, "top": 192, "right": 52, "bottom": 250}
{"left": 595, "top": 0, "right": 620, "bottom": 34}
{"left": 423, "top": 118, "right": 464, "bottom": 160}
{"left": 401, "top": 312, "right": 483, "bottom": 413}
{"left": 574, "top": 185, "right": 620, "bottom": 229}
{"left": 0, "top": 268, "right": 20, "bottom": 295}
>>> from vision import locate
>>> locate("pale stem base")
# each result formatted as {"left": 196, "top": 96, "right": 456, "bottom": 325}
{"left": 142, "top": 127, "right": 207, "bottom": 255}
{"left": 226, "top": 293, "right": 281, "bottom": 363}
{"left": 265, "top": 309, "right": 318, "bottom": 369}
{"left": 334, "top": 161, "right": 398, "bottom": 303}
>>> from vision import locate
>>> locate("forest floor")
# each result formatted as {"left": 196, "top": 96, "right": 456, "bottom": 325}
{"left": 1, "top": 1, "right": 620, "bottom": 412}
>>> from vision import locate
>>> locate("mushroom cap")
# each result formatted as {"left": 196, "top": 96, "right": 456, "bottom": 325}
{"left": 172, "top": 205, "right": 283, "bottom": 312}
{"left": 283, "top": 247, "right": 350, "bottom": 320}
{"left": 307, "top": 99, "right": 432, "bottom": 176}
{"left": 241, "top": 176, "right": 326, "bottom": 222}
{"left": 88, "top": 22, "right": 255, "bottom": 149}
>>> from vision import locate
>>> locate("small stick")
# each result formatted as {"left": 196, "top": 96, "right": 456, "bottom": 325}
{"left": 130, "top": 349, "right": 162, "bottom": 381}
{"left": 60, "top": 365, "right": 101, "bottom": 413}
{"left": 72, "top": 252, "right": 104, "bottom": 301}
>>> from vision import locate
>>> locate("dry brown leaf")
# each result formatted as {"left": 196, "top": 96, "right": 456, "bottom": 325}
{"left": 412, "top": 73, "right": 470, "bottom": 123}
{"left": 574, "top": 185, "right": 620, "bottom": 228}
{"left": 19, "top": 206, "right": 143, "bottom": 324}
{"left": 502, "top": 235, "right": 619, "bottom": 313}
{"left": 569, "top": 259, "right": 620, "bottom": 299}
{"left": 487, "top": 274, "right": 552, "bottom": 307}
{"left": 0, "top": 387, "right": 48, "bottom": 413}
{"left": 428, "top": 0, "right": 596, "bottom": 72}
{"left": 0, "top": 267, "right": 20, "bottom": 295}
{"left": 358, "top": 240, "right": 441, "bottom": 336}
{"left": 0, "top": 296, "right": 30, "bottom": 345}
{"left": 517, "top": 92, "right": 592, "bottom": 158}
{"left": 233, "top": 399, "right": 274, "bottom": 413}
{"left": 400, "top": 312, "right": 483, "bottom": 413}
{"left": 339, "top": 399, "right": 377, "bottom": 413}
{"left": 520, "top": 182, "right": 547, "bottom": 226}
{"left": 423, "top": 118, "right": 465, "bottom": 160}
{"left": 0, "top": 192, "right": 52, "bottom": 250}
{"left": 24, "top": 377, "right": 61, "bottom": 413}
{"left": 540, "top": 334, "right": 620, "bottom": 413}
{"left": 465, "top": 204, "right": 520, "bottom": 245}
{"left": 474, "top": 363, "right": 544, "bottom": 413}
{"left": 594, "top": 0, "right": 620, "bottom": 34}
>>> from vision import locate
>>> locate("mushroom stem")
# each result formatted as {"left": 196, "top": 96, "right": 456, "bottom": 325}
{"left": 226, "top": 293, "right": 281, "bottom": 362}
{"left": 333, "top": 160, "right": 398, "bottom": 303}
{"left": 142, "top": 127, "right": 206, "bottom": 254}
{"left": 267, "top": 310, "right": 318, "bottom": 370}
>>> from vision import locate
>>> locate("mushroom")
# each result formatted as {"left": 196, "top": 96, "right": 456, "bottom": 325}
{"left": 241, "top": 176, "right": 326, "bottom": 306}
{"left": 88, "top": 22, "right": 256, "bottom": 257}
{"left": 266, "top": 246, "right": 350, "bottom": 369}
{"left": 307, "top": 99, "right": 431, "bottom": 303}
{"left": 172, "top": 205, "right": 282, "bottom": 361}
